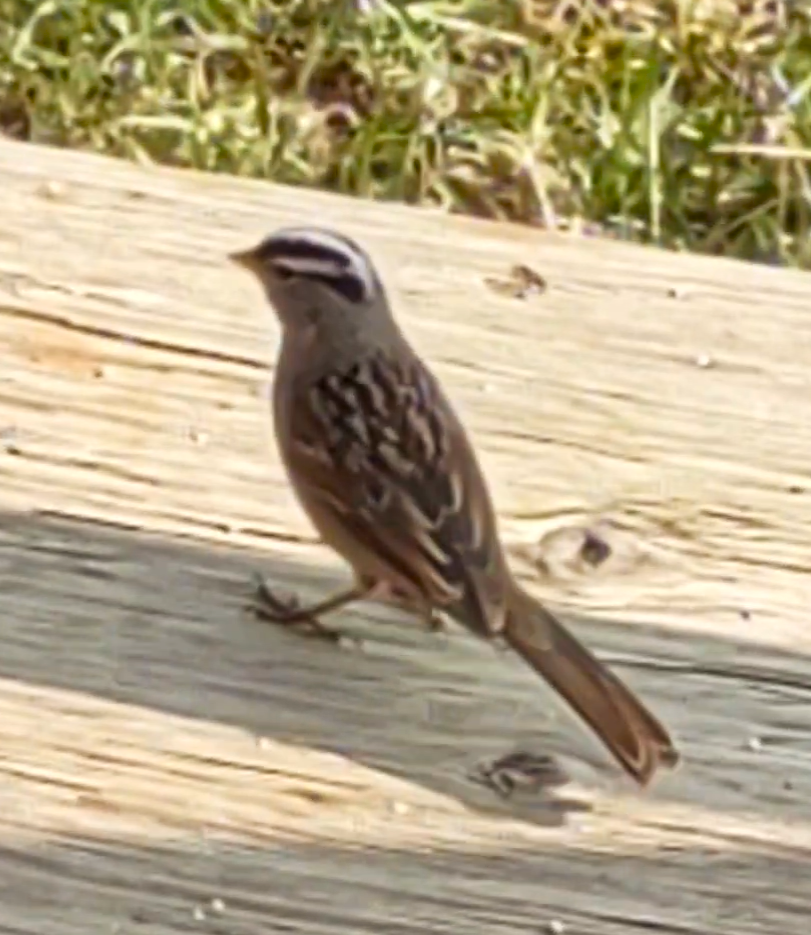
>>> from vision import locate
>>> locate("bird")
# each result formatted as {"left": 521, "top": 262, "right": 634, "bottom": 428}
{"left": 229, "top": 225, "right": 680, "bottom": 786}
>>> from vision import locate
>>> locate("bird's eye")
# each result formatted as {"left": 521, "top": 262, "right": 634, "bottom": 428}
{"left": 275, "top": 266, "right": 296, "bottom": 282}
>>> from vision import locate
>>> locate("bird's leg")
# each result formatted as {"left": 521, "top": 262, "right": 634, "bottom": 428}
{"left": 250, "top": 573, "right": 373, "bottom": 642}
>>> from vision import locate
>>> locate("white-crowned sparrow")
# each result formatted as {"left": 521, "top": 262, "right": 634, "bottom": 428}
{"left": 230, "top": 226, "right": 679, "bottom": 786}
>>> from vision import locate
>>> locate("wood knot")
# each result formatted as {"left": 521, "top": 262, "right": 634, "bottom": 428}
{"left": 580, "top": 529, "right": 612, "bottom": 567}
{"left": 526, "top": 519, "right": 649, "bottom": 582}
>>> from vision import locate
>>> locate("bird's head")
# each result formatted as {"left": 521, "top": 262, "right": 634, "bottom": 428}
{"left": 229, "top": 226, "right": 392, "bottom": 340}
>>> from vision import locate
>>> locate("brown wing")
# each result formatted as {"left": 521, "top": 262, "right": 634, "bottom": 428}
{"left": 279, "top": 348, "right": 510, "bottom": 636}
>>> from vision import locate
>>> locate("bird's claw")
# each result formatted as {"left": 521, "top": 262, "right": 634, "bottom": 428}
{"left": 249, "top": 573, "right": 343, "bottom": 644}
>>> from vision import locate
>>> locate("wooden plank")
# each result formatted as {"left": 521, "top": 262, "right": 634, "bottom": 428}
{"left": 0, "top": 138, "right": 809, "bottom": 933}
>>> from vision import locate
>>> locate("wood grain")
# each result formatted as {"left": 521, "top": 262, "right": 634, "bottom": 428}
{"left": 0, "top": 138, "right": 810, "bottom": 933}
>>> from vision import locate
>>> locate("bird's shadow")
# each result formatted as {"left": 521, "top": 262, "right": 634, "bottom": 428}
{"left": 3, "top": 508, "right": 811, "bottom": 829}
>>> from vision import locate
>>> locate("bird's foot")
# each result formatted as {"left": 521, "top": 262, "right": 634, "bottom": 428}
{"left": 249, "top": 573, "right": 343, "bottom": 644}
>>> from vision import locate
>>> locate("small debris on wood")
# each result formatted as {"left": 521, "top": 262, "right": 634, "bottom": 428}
{"left": 469, "top": 750, "right": 569, "bottom": 798}
{"left": 187, "top": 426, "right": 209, "bottom": 446}
{"left": 0, "top": 426, "right": 21, "bottom": 456}
{"left": 485, "top": 264, "right": 547, "bottom": 300}
{"left": 36, "top": 179, "right": 67, "bottom": 201}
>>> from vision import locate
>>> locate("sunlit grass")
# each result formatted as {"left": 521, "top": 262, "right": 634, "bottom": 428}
{"left": 2, "top": 0, "right": 811, "bottom": 266}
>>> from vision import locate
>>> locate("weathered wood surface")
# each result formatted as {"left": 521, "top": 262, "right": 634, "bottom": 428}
{"left": 1, "top": 138, "right": 810, "bottom": 934}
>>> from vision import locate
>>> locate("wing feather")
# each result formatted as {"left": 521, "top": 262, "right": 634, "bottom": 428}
{"left": 280, "top": 349, "right": 510, "bottom": 635}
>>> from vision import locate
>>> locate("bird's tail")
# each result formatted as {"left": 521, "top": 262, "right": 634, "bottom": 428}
{"left": 503, "top": 584, "right": 679, "bottom": 786}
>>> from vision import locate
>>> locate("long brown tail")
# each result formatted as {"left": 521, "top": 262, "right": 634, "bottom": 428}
{"left": 503, "top": 584, "right": 679, "bottom": 786}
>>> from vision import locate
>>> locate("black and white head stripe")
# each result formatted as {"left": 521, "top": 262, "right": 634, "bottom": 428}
{"left": 253, "top": 227, "right": 379, "bottom": 304}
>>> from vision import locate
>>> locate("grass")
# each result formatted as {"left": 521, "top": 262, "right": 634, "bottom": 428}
{"left": 2, "top": 0, "right": 811, "bottom": 267}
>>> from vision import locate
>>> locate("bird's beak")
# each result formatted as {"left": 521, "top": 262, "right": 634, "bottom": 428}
{"left": 228, "top": 247, "right": 260, "bottom": 273}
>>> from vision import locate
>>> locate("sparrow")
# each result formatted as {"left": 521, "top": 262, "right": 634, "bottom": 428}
{"left": 229, "top": 226, "right": 680, "bottom": 786}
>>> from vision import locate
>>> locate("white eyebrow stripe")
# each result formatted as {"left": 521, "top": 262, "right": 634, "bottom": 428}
{"left": 271, "top": 228, "right": 378, "bottom": 300}
{"left": 274, "top": 256, "right": 348, "bottom": 276}
{"left": 275, "top": 230, "right": 362, "bottom": 266}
